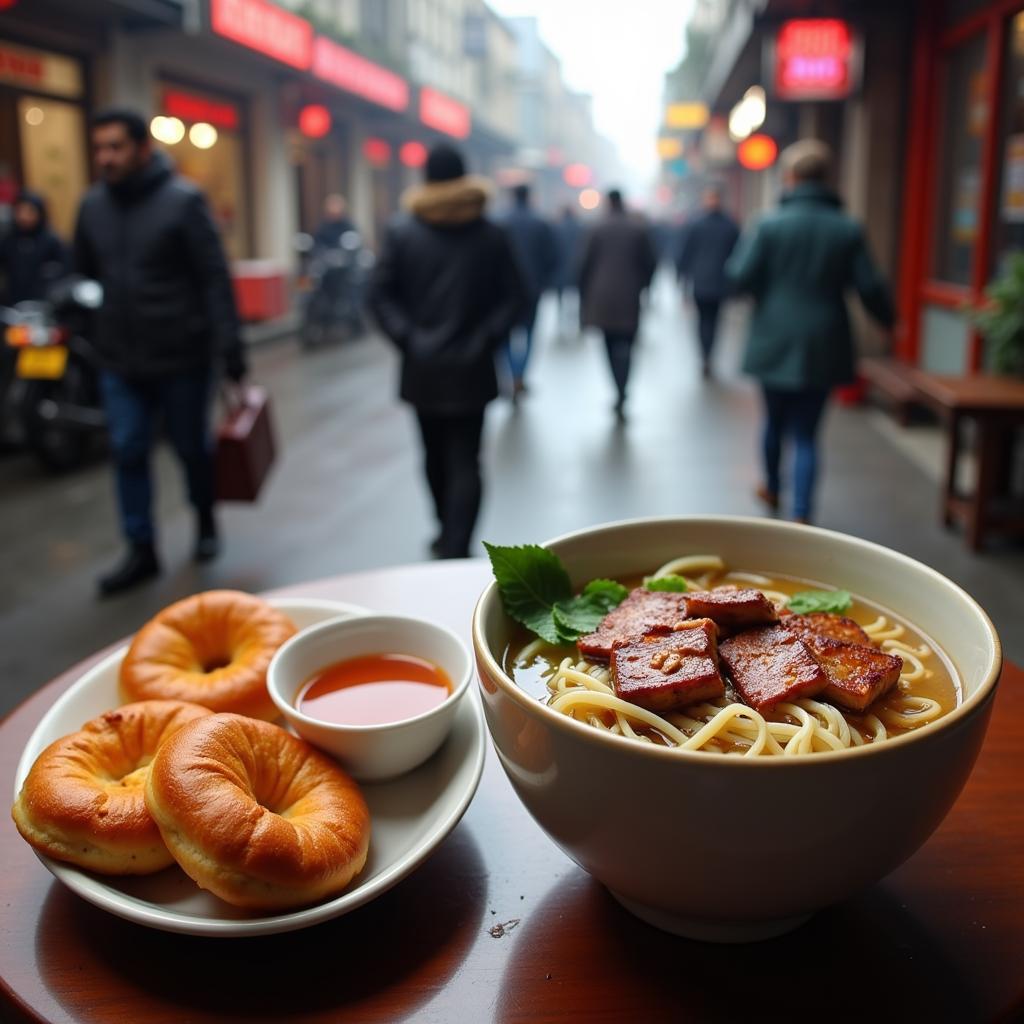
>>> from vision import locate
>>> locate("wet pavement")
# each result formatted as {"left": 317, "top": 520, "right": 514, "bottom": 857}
{"left": 2, "top": 272, "right": 1021, "bottom": 716}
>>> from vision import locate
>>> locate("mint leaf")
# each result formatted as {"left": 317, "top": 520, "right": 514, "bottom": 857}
{"left": 787, "top": 589, "right": 852, "bottom": 615}
{"left": 484, "top": 543, "right": 629, "bottom": 644}
{"left": 582, "top": 578, "right": 629, "bottom": 611}
{"left": 484, "top": 542, "right": 571, "bottom": 644}
{"left": 644, "top": 574, "right": 688, "bottom": 593}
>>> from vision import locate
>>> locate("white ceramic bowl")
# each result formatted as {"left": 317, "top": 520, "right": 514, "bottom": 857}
{"left": 268, "top": 613, "right": 473, "bottom": 781}
{"left": 472, "top": 516, "right": 1002, "bottom": 942}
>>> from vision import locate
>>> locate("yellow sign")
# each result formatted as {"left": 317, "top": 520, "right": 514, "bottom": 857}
{"left": 657, "top": 137, "right": 684, "bottom": 160}
{"left": 666, "top": 102, "right": 709, "bottom": 129}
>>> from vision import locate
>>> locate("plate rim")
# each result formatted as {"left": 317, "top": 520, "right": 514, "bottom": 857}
{"left": 13, "top": 597, "right": 487, "bottom": 937}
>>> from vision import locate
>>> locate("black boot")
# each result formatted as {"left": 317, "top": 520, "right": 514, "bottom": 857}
{"left": 194, "top": 509, "right": 220, "bottom": 563}
{"left": 97, "top": 543, "right": 160, "bottom": 596}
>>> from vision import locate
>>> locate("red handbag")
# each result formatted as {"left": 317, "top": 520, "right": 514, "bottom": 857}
{"left": 215, "top": 384, "right": 277, "bottom": 502}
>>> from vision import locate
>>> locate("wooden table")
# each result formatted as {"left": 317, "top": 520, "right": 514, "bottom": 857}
{"left": 2, "top": 560, "right": 1022, "bottom": 1023}
{"left": 909, "top": 369, "right": 1024, "bottom": 550}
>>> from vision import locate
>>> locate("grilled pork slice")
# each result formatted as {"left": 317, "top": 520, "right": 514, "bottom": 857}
{"left": 719, "top": 625, "right": 827, "bottom": 712}
{"left": 797, "top": 632, "right": 903, "bottom": 712}
{"left": 683, "top": 588, "right": 778, "bottom": 635}
{"left": 611, "top": 619, "right": 724, "bottom": 712}
{"left": 786, "top": 612, "right": 871, "bottom": 647}
{"left": 578, "top": 588, "right": 687, "bottom": 662}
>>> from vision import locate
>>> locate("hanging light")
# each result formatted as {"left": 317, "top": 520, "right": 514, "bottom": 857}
{"left": 298, "top": 104, "right": 331, "bottom": 139}
{"left": 578, "top": 188, "right": 601, "bottom": 211}
{"left": 189, "top": 122, "right": 219, "bottom": 150}
{"left": 150, "top": 116, "right": 185, "bottom": 145}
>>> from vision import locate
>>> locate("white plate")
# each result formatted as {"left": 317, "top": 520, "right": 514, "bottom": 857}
{"left": 13, "top": 597, "right": 486, "bottom": 937}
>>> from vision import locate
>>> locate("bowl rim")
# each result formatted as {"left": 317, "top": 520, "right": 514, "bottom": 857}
{"left": 471, "top": 515, "right": 1003, "bottom": 768}
{"left": 268, "top": 612, "right": 473, "bottom": 733}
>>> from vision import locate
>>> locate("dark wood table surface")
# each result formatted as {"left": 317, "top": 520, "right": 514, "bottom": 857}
{"left": 908, "top": 369, "right": 1024, "bottom": 550}
{"left": 2, "top": 560, "right": 1022, "bottom": 1024}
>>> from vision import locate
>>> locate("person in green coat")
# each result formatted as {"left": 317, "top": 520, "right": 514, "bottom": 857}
{"left": 727, "top": 139, "right": 894, "bottom": 523}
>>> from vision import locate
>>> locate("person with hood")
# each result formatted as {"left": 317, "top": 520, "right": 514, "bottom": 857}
{"left": 554, "top": 204, "right": 583, "bottom": 334}
{"left": 0, "top": 190, "right": 69, "bottom": 306}
{"left": 368, "top": 144, "right": 527, "bottom": 559}
{"left": 73, "top": 108, "right": 247, "bottom": 595}
{"left": 675, "top": 183, "right": 739, "bottom": 378}
{"left": 727, "top": 139, "right": 894, "bottom": 525}
{"left": 578, "top": 188, "right": 658, "bottom": 420}
{"left": 500, "top": 183, "right": 558, "bottom": 399}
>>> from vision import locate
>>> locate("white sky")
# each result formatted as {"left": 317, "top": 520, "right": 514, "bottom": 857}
{"left": 488, "top": 0, "right": 694, "bottom": 188}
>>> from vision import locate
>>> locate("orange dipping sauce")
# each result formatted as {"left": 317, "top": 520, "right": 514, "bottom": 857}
{"left": 298, "top": 653, "right": 452, "bottom": 726}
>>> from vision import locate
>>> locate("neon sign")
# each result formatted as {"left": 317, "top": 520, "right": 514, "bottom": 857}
{"left": 312, "top": 37, "right": 409, "bottom": 113}
{"left": 163, "top": 90, "right": 240, "bottom": 131}
{"left": 210, "top": 0, "right": 312, "bottom": 71}
{"left": 419, "top": 88, "right": 471, "bottom": 140}
{"left": 774, "top": 19, "right": 856, "bottom": 101}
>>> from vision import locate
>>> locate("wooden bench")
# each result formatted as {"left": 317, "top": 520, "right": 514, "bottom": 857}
{"left": 859, "top": 356, "right": 922, "bottom": 425}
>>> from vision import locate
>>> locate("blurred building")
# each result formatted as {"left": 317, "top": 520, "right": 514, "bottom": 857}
{"left": 665, "top": 0, "right": 1024, "bottom": 377}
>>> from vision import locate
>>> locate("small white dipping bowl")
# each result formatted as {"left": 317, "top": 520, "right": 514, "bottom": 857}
{"left": 268, "top": 613, "right": 472, "bottom": 781}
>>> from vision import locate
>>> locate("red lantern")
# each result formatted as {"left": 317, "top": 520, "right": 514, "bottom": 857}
{"left": 563, "top": 163, "right": 591, "bottom": 188}
{"left": 362, "top": 137, "right": 391, "bottom": 166}
{"left": 737, "top": 133, "right": 778, "bottom": 171}
{"left": 298, "top": 104, "right": 331, "bottom": 139}
{"left": 399, "top": 141, "right": 427, "bottom": 168}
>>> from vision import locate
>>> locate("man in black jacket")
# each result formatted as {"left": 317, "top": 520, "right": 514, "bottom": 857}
{"left": 368, "top": 144, "right": 526, "bottom": 558}
{"left": 676, "top": 183, "right": 739, "bottom": 379}
{"left": 74, "top": 108, "right": 247, "bottom": 595}
{"left": 0, "top": 191, "right": 69, "bottom": 306}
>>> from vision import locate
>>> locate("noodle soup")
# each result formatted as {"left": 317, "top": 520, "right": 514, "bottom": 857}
{"left": 504, "top": 559, "right": 960, "bottom": 758}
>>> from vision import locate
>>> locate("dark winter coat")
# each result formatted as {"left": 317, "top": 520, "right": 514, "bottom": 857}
{"left": 368, "top": 176, "right": 528, "bottom": 414}
{"left": 727, "top": 183, "right": 894, "bottom": 391}
{"left": 0, "top": 192, "right": 69, "bottom": 305}
{"left": 579, "top": 210, "right": 658, "bottom": 335}
{"left": 501, "top": 201, "right": 558, "bottom": 315}
{"left": 676, "top": 208, "right": 739, "bottom": 302}
{"left": 73, "top": 152, "right": 245, "bottom": 379}
{"left": 555, "top": 213, "right": 584, "bottom": 290}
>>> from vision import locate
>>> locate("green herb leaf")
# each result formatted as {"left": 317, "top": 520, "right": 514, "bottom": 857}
{"left": 643, "top": 574, "right": 689, "bottom": 592}
{"left": 484, "top": 542, "right": 571, "bottom": 644}
{"left": 582, "top": 578, "right": 629, "bottom": 610}
{"left": 787, "top": 589, "right": 852, "bottom": 615}
{"left": 484, "top": 543, "right": 629, "bottom": 644}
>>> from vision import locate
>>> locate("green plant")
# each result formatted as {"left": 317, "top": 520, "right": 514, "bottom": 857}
{"left": 970, "top": 251, "right": 1024, "bottom": 375}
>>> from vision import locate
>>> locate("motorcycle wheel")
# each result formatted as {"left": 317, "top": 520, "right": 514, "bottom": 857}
{"left": 23, "top": 364, "right": 95, "bottom": 472}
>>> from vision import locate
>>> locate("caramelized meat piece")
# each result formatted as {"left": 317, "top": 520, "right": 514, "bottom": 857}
{"left": 787, "top": 612, "right": 871, "bottom": 647}
{"left": 796, "top": 632, "right": 903, "bottom": 712}
{"left": 719, "top": 625, "right": 827, "bottom": 712}
{"left": 611, "top": 619, "right": 724, "bottom": 712}
{"left": 578, "top": 588, "right": 687, "bottom": 662}
{"left": 683, "top": 588, "right": 778, "bottom": 635}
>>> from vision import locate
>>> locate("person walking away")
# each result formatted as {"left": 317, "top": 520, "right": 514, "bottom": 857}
{"left": 578, "top": 189, "right": 658, "bottom": 420}
{"left": 726, "top": 139, "right": 894, "bottom": 524}
{"left": 368, "top": 144, "right": 527, "bottom": 559}
{"left": 500, "top": 183, "right": 558, "bottom": 400}
{"left": 675, "top": 183, "right": 739, "bottom": 379}
{"left": 553, "top": 204, "right": 583, "bottom": 336}
{"left": 74, "top": 108, "right": 247, "bottom": 595}
{"left": 0, "top": 191, "right": 70, "bottom": 306}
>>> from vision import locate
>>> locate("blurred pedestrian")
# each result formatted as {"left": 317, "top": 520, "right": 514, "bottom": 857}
{"left": 578, "top": 188, "right": 658, "bottom": 420}
{"left": 727, "top": 139, "right": 894, "bottom": 524}
{"left": 554, "top": 204, "right": 583, "bottom": 335}
{"left": 312, "top": 193, "right": 357, "bottom": 250}
{"left": 675, "top": 183, "right": 739, "bottom": 378}
{"left": 500, "top": 183, "right": 558, "bottom": 400}
{"left": 0, "top": 190, "right": 69, "bottom": 306}
{"left": 368, "top": 144, "right": 527, "bottom": 559}
{"left": 74, "top": 108, "right": 247, "bottom": 595}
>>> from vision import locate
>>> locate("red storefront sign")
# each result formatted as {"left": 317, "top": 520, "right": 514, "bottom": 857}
{"left": 773, "top": 19, "right": 856, "bottom": 101}
{"left": 312, "top": 36, "right": 409, "bottom": 112}
{"left": 419, "top": 87, "right": 471, "bottom": 140}
{"left": 163, "top": 89, "right": 240, "bottom": 130}
{"left": 210, "top": 0, "right": 313, "bottom": 71}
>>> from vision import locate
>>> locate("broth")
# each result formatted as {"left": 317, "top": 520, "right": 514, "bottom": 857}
{"left": 504, "top": 569, "right": 960, "bottom": 755}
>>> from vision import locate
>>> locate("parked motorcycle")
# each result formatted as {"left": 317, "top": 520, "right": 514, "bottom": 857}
{"left": 296, "top": 230, "right": 375, "bottom": 349}
{"left": 1, "top": 278, "right": 105, "bottom": 472}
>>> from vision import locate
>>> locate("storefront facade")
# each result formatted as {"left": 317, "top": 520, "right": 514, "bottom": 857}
{"left": 898, "top": 0, "right": 1024, "bottom": 373}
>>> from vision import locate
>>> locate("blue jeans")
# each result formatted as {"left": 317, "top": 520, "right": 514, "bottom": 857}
{"left": 761, "top": 387, "right": 829, "bottom": 520}
{"left": 99, "top": 369, "right": 215, "bottom": 544}
{"left": 504, "top": 302, "right": 539, "bottom": 383}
